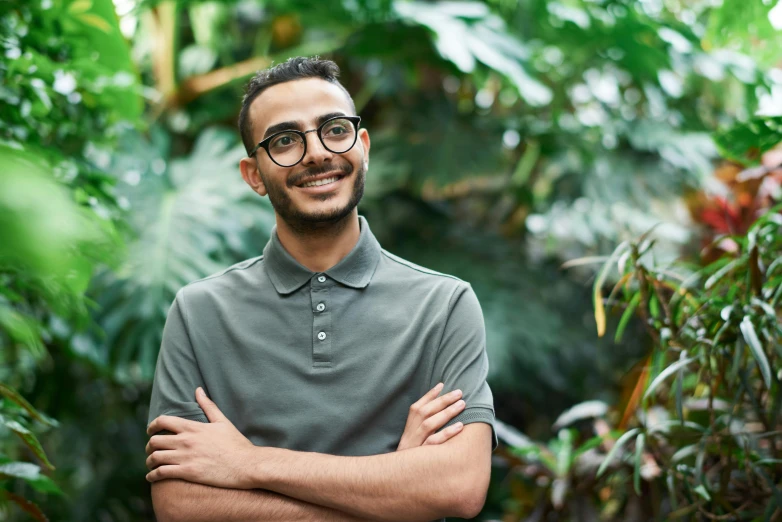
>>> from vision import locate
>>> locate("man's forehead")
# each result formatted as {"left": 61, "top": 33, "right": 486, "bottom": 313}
{"left": 249, "top": 78, "right": 353, "bottom": 138}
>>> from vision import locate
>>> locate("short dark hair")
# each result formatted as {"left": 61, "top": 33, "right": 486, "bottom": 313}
{"left": 238, "top": 56, "right": 356, "bottom": 155}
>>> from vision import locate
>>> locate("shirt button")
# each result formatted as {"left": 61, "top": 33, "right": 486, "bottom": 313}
{"left": 316, "top": 303, "right": 326, "bottom": 312}
{"left": 317, "top": 276, "right": 326, "bottom": 283}
{"left": 317, "top": 331, "right": 327, "bottom": 341}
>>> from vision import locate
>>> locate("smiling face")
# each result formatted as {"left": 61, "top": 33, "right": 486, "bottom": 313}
{"left": 239, "top": 78, "right": 370, "bottom": 231}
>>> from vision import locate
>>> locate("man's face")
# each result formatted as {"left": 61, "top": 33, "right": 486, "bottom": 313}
{"left": 239, "top": 78, "right": 370, "bottom": 229}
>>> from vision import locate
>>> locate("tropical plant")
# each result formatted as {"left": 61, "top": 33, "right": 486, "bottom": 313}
{"left": 3, "top": 0, "right": 781, "bottom": 519}
{"left": 88, "top": 126, "right": 275, "bottom": 382}
{"left": 0, "top": 0, "right": 140, "bottom": 517}
{"left": 492, "top": 119, "right": 782, "bottom": 520}
{"left": 0, "top": 385, "right": 62, "bottom": 521}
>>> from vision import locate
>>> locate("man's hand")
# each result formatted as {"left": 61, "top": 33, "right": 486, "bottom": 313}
{"left": 146, "top": 383, "right": 465, "bottom": 489}
{"left": 145, "top": 388, "right": 255, "bottom": 489}
{"left": 396, "top": 382, "right": 466, "bottom": 451}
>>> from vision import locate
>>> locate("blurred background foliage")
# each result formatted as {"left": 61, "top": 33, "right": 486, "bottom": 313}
{"left": 0, "top": 0, "right": 780, "bottom": 520}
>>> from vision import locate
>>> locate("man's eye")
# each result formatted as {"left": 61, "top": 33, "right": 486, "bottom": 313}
{"left": 271, "top": 134, "right": 298, "bottom": 148}
{"left": 324, "top": 125, "right": 349, "bottom": 137}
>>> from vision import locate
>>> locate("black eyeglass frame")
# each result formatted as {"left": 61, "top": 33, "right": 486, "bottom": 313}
{"left": 249, "top": 115, "right": 362, "bottom": 167}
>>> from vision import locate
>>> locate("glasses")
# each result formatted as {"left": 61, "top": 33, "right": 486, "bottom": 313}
{"left": 249, "top": 115, "right": 362, "bottom": 167}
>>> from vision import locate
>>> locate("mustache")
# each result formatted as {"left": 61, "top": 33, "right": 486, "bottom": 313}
{"left": 288, "top": 162, "right": 354, "bottom": 187}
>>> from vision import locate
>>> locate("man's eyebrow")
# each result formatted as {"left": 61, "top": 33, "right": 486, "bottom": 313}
{"left": 262, "top": 112, "right": 348, "bottom": 140}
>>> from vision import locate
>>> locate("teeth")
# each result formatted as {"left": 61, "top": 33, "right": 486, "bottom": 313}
{"left": 301, "top": 176, "right": 340, "bottom": 188}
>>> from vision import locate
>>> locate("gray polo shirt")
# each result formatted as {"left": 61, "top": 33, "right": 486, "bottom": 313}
{"left": 148, "top": 215, "right": 497, "bottom": 460}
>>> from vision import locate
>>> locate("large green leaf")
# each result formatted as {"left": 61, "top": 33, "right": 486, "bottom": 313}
{"left": 393, "top": 1, "right": 552, "bottom": 106}
{"left": 62, "top": 0, "right": 142, "bottom": 121}
{"left": 0, "top": 415, "right": 55, "bottom": 470}
{"left": 0, "top": 384, "right": 58, "bottom": 428}
{"left": 0, "top": 462, "right": 63, "bottom": 495}
{"left": 712, "top": 116, "right": 782, "bottom": 166}
{"left": 0, "top": 144, "right": 108, "bottom": 282}
{"left": 89, "top": 127, "right": 275, "bottom": 380}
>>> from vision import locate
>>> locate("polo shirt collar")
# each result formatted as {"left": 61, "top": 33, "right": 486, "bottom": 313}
{"left": 263, "top": 215, "right": 382, "bottom": 295}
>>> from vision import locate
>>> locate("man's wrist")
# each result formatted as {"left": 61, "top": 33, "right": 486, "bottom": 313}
{"left": 247, "top": 445, "right": 280, "bottom": 489}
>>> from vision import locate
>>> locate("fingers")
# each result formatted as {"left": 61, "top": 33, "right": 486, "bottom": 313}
{"left": 423, "top": 398, "right": 465, "bottom": 433}
{"left": 145, "top": 434, "right": 179, "bottom": 456}
{"left": 410, "top": 382, "right": 444, "bottom": 410}
{"left": 146, "top": 415, "right": 194, "bottom": 437}
{"left": 400, "top": 383, "right": 466, "bottom": 450}
{"left": 195, "top": 387, "right": 226, "bottom": 423}
{"left": 146, "top": 449, "right": 179, "bottom": 471}
{"left": 420, "top": 388, "right": 462, "bottom": 418}
{"left": 146, "top": 464, "right": 181, "bottom": 483}
{"left": 424, "top": 422, "right": 464, "bottom": 446}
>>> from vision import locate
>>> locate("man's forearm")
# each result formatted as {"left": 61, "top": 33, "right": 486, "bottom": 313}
{"left": 151, "top": 479, "right": 367, "bottom": 522}
{"left": 252, "top": 439, "right": 485, "bottom": 521}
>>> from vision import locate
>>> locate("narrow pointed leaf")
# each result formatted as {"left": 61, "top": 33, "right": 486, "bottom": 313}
{"left": 0, "top": 417, "right": 54, "bottom": 470}
{"left": 694, "top": 484, "right": 711, "bottom": 500}
{"left": 597, "top": 427, "right": 640, "bottom": 478}
{"left": 615, "top": 293, "right": 641, "bottom": 342}
{"left": 560, "top": 256, "right": 610, "bottom": 269}
{"left": 643, "top": 356, "right": 696, "bottom": 401}
{"left": 593, "top": 241, "right": 630, "bottom": 337}
{"left": 634, "top": 433, "right": 645, "bottom": 495}
{"left": 0, "top": 384, "right": 58, "bottom": 427}
{"left": 741, "top": 316, "right": 771, "bottom": 389}
{"left": 675, "top": 367, "right": 684, "bottom": 423}
{"left": 705, "top": 259, "right": 738, "bottom": 289}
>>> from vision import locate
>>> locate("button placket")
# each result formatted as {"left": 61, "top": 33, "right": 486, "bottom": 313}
{"left": 311, "top": 275, "right": 332, "bottom": 367}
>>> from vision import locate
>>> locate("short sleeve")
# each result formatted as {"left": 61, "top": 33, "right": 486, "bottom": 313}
{"left": 147, "top": 288, "right": 208, "bottom": 435}
{"left": 432, "top": 283, "right": 498, "bottom": 451}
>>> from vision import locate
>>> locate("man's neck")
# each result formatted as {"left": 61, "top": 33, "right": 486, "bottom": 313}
{"left": 274, "top": 210, "right": 361, "bottom": 273}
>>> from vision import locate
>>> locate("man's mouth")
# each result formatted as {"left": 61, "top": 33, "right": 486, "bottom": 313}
{"left": 294, "top": 171, "right": 348, "bottom": 189}
{"left": 299, "top": 175, "right": 344, "bottom": 188}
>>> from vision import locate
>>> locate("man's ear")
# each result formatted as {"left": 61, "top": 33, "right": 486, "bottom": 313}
{"left": 239, "top": 156, "right": 268, "bottom": 197}
{"left": 358, "top": 128, "right": 370, "bottom": 169}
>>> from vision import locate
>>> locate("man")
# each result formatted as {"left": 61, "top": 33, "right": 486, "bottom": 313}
{"left": 145, "top": 56, "right": 498, "bottom": 522}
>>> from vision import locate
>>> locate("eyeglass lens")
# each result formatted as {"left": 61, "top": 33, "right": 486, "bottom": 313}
{"left": 268, "top": 118, "right": 357, "bottom": 166}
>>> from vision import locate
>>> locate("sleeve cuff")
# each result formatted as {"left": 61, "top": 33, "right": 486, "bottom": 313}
{"left": 443, "top": 406, "right": 498, "bottom": 451}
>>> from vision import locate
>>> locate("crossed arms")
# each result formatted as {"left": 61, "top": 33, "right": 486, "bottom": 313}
{"left": 151, "top": 424, "right": 491, "bottom": 522}
{"left": 147, "top": 384, "right": 492, "bottom": 522}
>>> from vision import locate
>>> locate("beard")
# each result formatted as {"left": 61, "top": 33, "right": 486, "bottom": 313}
{"left": 258, "top": 159, "right": 366, "bottom": 234}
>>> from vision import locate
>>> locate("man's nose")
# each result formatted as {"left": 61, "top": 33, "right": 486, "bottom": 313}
{"left": 300, "top": 131, "right": 333, "bottom": 166}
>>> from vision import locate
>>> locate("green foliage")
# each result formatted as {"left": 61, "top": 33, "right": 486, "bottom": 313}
{"left": 2, "top": 0, "right": 781, "bottom": 519}
{"left": 500, "top": 202, "right": 782, "bottom": 519}
{"left": 499, "top": 115, "right": 782, "bottom": 517}
{"left": 0, "top": 0, "right": 140, "bottom": 366}
{"left": 87, "top": 127, "right": 274, "bottom": 380}
{"left": 713, "top": 115, "right": 782, "bottom": 166}
{"left": 0, "top": 0, "right": 142, "bottom": 517}
{"left": 0, "top": 383, "right": 62, "bottom": 519}
{"left": 704, "top": 0, "right": 782, "bottom": 69}
{"left": 394, "top": 1, "right": 552, "bottom": 106}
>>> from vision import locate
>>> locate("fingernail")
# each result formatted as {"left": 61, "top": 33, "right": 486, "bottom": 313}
{"left": 455, "top": 422, "right": 463, "bottom": 429}
{"left": 452, "top": 389, "right": 462, "bottom": 397}
{"left": 457, "top": 400, "right": 465, "bottom": 408}
{"left": 436, "top": 382, "right": 444, "bottom": 390}
{"left": 197, "top": 387, "right": 204, "bottom": 397}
